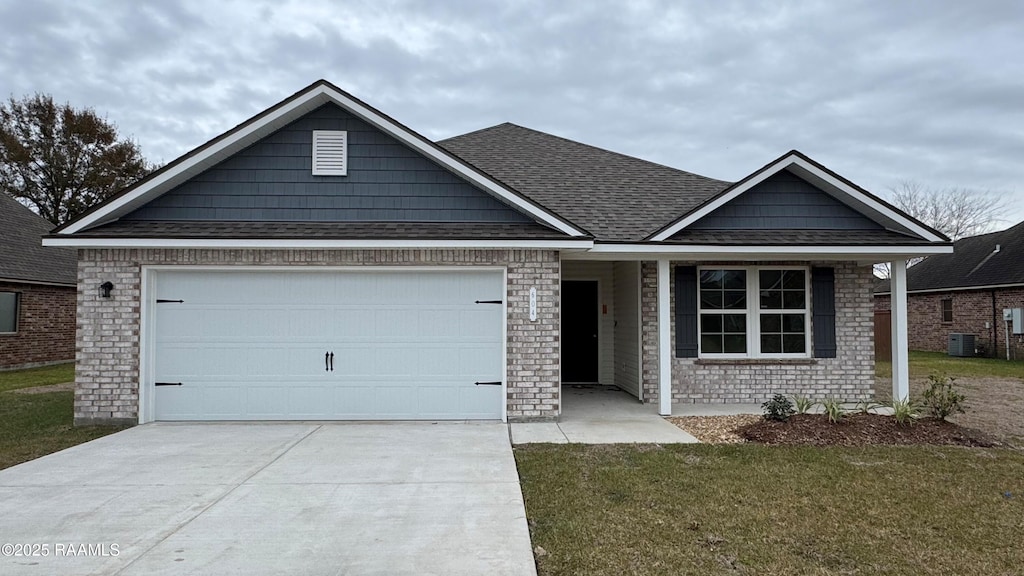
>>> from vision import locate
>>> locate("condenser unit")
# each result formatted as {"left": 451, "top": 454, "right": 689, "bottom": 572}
{"left": 948, "top": 333, "right": 975, "bottom": 357}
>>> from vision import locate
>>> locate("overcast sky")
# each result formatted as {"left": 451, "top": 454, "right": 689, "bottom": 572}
{"left": 2, "top": 0, "right": 1023, "bottom": 226}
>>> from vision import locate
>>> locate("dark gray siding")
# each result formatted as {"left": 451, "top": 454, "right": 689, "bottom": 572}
{"left": 123, "top": 104, "right": 531, "bottom": 223}
{"left": 690, "top": 170, "right": 882, "bottom": 230}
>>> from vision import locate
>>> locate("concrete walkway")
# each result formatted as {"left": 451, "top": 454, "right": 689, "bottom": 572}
{"left": 510, "top": 386, "right": 699, "bottom": 444}
{"left": 0, "top": 423, "right": 536, "bottom": 576}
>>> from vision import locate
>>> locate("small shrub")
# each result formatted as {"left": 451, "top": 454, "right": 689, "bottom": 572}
{"left": 855, "top": 398, "right": 882, "bottom": 415}
{"left": 821, "top": 397, "right": 846, "bottom": 423}
{"left": 922, "top": 373, "right": 966, "bottom": 421}
{"left": 762, "top": 394, "right": 796, "bottom": 422}
{"left": 890, "top": 397, "right": 921, "bottom": 426}
{"left": 793, "top": 395, "right": 815, "bottom": 415}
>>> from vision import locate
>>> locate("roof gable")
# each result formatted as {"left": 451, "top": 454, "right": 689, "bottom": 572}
{"left": 648, "top": 151, "right": 949, "bottom": 243}
{"left": 0, "top": 193, "right": 76, "bottom": 285}
{"left": 686, "top": 169, "right": 883, "bottom": 231}
{"left": 55, "top": 81, "right": 585, "bottom": 237}
{"left": 121, "top": 104, "right": 532, "bottom": 224}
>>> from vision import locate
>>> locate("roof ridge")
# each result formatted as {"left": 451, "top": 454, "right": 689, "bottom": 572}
{"left": 436, "top": 122, "right": 516, "bottom": 142}
{"left": 444, "top": 122, "right": 732, "bottom": 186}
{"left": 957, "top": 224, "right": 1018, "bottom": 243}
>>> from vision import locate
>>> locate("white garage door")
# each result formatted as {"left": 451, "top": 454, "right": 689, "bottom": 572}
{"left": 151, "top": 269, "right": 504, "bottom": 421}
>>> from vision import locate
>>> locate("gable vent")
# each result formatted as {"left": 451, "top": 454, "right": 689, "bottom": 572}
{"left": 312, "top": 130, "right": 348, "bottom": 176}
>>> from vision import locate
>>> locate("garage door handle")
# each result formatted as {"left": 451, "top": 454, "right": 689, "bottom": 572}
{"left": 155, "top": 382, "right": 182, "bottom": 386}
{"left": 329, "top": 352, "right": 334, "bottom": 371}
{"left": 325, "top": 352, "right": 329, "bottom": 371}
{"left": 475, "top": 300, "right": 502, "bottom": 304}
{"left": 475, "top": 381, "right": 502, "bottom": 386}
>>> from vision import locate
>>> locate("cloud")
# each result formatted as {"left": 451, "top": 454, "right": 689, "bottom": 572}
{"left": 1, "top": 0, "right": 1022, "bottom": 224}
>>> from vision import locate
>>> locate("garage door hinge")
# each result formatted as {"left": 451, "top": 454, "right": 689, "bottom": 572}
{"left": 474, "top": 381, "right": 502, "bottom": 386}
{"left": 474, "top": 300, "right": 502, "bottom": 304}
{"left": 155, "top": 382, "right": 183, "bottom": 386}
{"left": 156, "top": 299, "right": 184, "bottom": 303}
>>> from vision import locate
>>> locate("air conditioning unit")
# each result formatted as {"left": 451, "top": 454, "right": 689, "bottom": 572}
{"left": 948, "top": 333, "right": 975, "bottom": 357}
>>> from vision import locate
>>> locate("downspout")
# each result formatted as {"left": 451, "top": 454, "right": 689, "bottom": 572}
{"left": 991, "top": 290, "right": 998, "bottom": 358}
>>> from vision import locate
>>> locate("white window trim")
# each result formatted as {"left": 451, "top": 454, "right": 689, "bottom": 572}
{"left": 696, "top": 265, "right": 812, "bottom": 359}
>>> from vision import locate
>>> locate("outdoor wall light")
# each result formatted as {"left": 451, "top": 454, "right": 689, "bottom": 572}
{"left": 99, "top": 281, "right": 114, "bottom": 298}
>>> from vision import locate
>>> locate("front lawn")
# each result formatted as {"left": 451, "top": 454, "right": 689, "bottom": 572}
{"left": 516, "top": 444, "right": 1024, "bottom": 575}
{"left": 0, "top": 364, "right": 126, "bottom": 470}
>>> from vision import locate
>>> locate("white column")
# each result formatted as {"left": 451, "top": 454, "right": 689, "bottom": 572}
{"left": 657, "top": 259, "right": 672, "bottom": 415}
{"left": 890, "top": 259, "right": 910, "bottom": 401}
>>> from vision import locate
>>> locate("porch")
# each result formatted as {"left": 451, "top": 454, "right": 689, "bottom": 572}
{"left": 510, "top": 386, "right": 698, "bottom": 444}
{"left": 556, "top": 255, "right": 918, "bottom": 417}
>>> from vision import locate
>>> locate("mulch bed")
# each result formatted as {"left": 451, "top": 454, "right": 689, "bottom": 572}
{"left": 737, "top": 413, "right": 1001, "bottom": 447}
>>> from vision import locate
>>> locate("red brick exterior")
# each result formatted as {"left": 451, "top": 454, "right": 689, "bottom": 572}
{"left": 0, "top": 281, "right": 77, "bottom": 369}
{"left": 875, "top": 287, "right": 1024, "bottom": 359}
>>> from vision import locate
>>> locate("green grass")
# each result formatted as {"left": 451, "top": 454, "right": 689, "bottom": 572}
{"left": 876, "top": 350, "right": 1024, "bottom": 380}
{"left": 0, "top": 364, "right": 125, "bottom": 470}
{"left": 0, "top": 362, "right": 75, "bottom": 393}
{"left": 516, "top": 444, "right": 1024, "bottom": 576}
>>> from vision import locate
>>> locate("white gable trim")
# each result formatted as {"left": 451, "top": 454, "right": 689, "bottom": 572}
{"left": 59, "top": 82, "right": 586, "bottom": 237}
{"left": 648, "top": 154, "right": 947, "bottom": 243}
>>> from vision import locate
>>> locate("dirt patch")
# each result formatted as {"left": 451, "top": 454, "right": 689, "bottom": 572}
{"left": 876, "top": 375, "right": 1024, "bottom": 444}
{"left": 668, "top": 415, "right": 760, "bottom": 444}
{"left": 10, "top": 382, "right": 74, "bottom": 395}
{"left": 738, "top": 413, "right": 1001, "bottom": 447}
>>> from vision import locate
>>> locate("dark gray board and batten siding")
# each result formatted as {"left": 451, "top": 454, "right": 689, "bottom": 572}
{"left": 123, "top": 104, "right": 532, "bottom": 223}
{"left": 688, "top": 170, "right": 883, "bottom": 231}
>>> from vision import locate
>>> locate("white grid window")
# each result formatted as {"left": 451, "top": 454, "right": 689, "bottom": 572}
{"left": 698, "top": 267, "right": 810, "bottom": 358}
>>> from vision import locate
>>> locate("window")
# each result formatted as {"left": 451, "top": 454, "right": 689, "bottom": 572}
{"left": 698, "top": 267, "right": 809, "bottom": 357}
{"left": 0, "top": 292, "right": 18, "bottom": 333}
{"left": 941, "top": 298, "right": 953, "bottom": 323}
{"left": 699, "top": 270, "right": 748, "bottom": 354}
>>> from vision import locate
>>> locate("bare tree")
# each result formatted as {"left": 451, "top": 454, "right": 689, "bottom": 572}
{"left": 0, "top": 94, "right": 153, "bottom": 226}
{"left": 874, "top": 181, "right": 1008, "bottom": 278}
{"left": 888, "top": 181, "right": 1007, "bottom": 240}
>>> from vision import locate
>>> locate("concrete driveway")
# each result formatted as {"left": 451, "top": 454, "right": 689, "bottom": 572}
{"left": 0, "top": 423, "right": 536, "bottom": 576}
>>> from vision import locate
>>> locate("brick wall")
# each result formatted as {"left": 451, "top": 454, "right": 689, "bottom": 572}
{"left": 0, "top": 281, "right": 76, "bottom": 369}
{"left": 74, "top": 248, "right": 560, "bottom": 425}
{"left": 874, "top": 287, "right": 1024, "bottom": 358}
{"left": 641, "top": 261, "right": 875, "bottom": 404}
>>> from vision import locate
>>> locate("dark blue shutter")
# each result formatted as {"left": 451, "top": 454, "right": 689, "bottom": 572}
{"left": 675, "top": 266, "right": 698, "bottom": 358}
{"left": 811, "top": 267, "right": 836, "bottom": 358}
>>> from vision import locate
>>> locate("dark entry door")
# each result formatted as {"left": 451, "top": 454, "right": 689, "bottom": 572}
{"left": 562, "top": 281, "right": 599, "bottom": 382}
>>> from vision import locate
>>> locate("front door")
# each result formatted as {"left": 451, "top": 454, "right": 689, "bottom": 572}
{"left": 562, "top": 280, "right": 599, "bottom": 383}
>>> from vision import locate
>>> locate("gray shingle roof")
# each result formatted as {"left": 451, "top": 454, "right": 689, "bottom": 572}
{"left": 75, "top": 220, "right": 581, "bottom": 240}
{"left": 0, "top": 193, "right": 76, "bottom": 285}
{"left": 438, "top": 123, "right": 732, "bottom": 242}
{"left": 666, "top": 229, "right": 935, "bottom": 246}
{"left": 875, "top": 221, "right": 1024, "bottom": 293}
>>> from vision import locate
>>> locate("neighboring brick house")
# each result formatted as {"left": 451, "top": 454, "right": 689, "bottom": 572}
{"left": 44, "top": 80, "right": 951, "bottom": 425}
{"left": 875, "top": 221, "right": 1024, "bottom": 359}
{"left": 0, "top": 192, "right": 77, "bottom": 369}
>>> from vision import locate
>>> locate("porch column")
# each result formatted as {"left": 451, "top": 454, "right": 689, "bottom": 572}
{"left": 890, "top": 259, "right": 910, "bottom": 401}
{"left": 657, "top": 259, "right": 672, "bottom": 415}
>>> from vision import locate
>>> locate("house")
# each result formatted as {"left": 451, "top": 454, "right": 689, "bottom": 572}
{"left": 0, "top": 192, "right": 77, "bottom": 369}
{"left": 44, "top": 80, "right": 951, "bottom": 425}
{"left": 875, "top": 221, "right": 1024, "bottom": 359}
